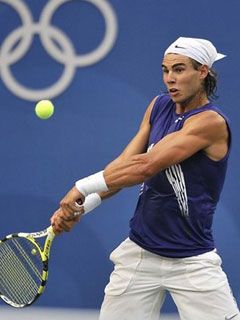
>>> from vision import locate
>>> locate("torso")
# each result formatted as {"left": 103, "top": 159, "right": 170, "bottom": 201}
{"left": 129, "top": 94, "right": 231, "bottom": 258}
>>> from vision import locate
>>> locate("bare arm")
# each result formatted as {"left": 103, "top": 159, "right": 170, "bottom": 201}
{"left": 103, "top": 110, "right": 229, "bottom": 189}
{"left": 58, "top": 109, "right": 228, "bottom": 220}
{"left": 98, "top": 96, "right": 157, "bottom": 200}
{"left": 54, "top": 108, "right": 228, "bottom": 234}
{"left": 51, "top": 97, "right": 157, "bottom": 232}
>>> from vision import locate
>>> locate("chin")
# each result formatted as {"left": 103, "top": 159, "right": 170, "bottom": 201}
{"left": 172, "top": 94, "right": 192, "bottom": 106}
{"left": 171, "top": 96, "right": 183, "bottom": 104}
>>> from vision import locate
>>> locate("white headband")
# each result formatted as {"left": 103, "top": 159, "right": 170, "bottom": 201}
{"left": 164, "top": 37, "right": 226, "bottom": 68}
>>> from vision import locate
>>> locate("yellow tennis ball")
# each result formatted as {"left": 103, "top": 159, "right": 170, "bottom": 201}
{"left": 35, "top": 100, "right": 54, "bottom": 119}
{"left": 31, "top": 248, "right": 37, "bottom": 256}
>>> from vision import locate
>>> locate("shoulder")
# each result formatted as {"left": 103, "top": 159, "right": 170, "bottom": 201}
{"left": 143, "top": 95, "right": 162, "bottom": 123}
{"left": 149, "top": 94, "right": 173, "bottom": 123}
{"left": 185, "top": 110, "right": 227, "bottom": 128}
{"left": 154, "top": 94, "right": 172, "bottom": 107}
{"left": 183, "top": 110, "right": 228, "bottom": 141}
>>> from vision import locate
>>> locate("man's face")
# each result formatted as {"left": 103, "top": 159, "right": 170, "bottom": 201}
{"left": 162, "top": 54, "right": 208, "bottom": 105}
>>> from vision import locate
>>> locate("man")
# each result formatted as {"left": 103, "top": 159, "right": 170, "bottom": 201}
{"left": 51, "top": 37, "right": 240, "bottom": 319}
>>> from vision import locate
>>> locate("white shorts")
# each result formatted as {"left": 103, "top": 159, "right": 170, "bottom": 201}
{"left": 99, "top": 238, "right": 240, "bottom": 320}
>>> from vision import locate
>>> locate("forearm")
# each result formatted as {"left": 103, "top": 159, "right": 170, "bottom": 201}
{"left": 100, "top": 149, "right": 149, "bottom": 194}
{"left": 74, "top": 152, "right": 152, "bottom": 202}
{"left": 99, "top": 189, "right": 121, "bottom": 200}
{"left": 104, "top": 153, "right": 152, "bottom": 190}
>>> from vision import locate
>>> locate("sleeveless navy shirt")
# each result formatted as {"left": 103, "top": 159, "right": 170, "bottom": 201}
{"left": 129, "top": 94, "right": 231, "bottom": 258}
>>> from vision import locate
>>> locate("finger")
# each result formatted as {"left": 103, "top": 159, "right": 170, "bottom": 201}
{"left": 50, "top": 217, "right": 55, "bottom": 225}
{"left": 72, "top": 213, "right": 82, "bottom": 222}
{"left": 53, "top": 214, "right": 80, "bottom": 233}
{"left": 72, "top": 207, "right": 84, "bottom": 219}
{"left": 52, "top": 222, "right": 64, "bottom": 235}
{"left": 60, "top": 205, "right": 85, "bottom": 221}
{"left": 60, "top": 201, "right": 82, "bottom": 218}
{"left": 52, "top": 227, "right": 61, "bottom": 235}
{"left": 60, "top": 212, "right": 77, "bottom": 221}
{"left": 74, "top": 214, "right": 81, "bottom": 222}
{"left": 59, "top": 205, "right": 76, "bottom": 220}
{"left": 60, "top": 188, "right": 85, "bottom": 213}
{"left": 50, "top": 208, "right": 63, "bottom": 224}
{"left": 50, "top": 208, "right": 60, "bottom": 219}
{"left": 58, "top": 220, "right": 75, "bottom": 232}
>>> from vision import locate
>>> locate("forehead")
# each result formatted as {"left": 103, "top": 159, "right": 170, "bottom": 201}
{"left": 162, "top": 53, "right": 192, "bottom": 68}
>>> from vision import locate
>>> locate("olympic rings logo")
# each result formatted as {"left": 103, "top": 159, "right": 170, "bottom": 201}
{"left": 0, "top": 0, "right": 118, "bottom": 101}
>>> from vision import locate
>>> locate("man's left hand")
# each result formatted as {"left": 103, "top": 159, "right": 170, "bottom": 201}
{"left": 59, "top": 186, "right": 85, "bottom": 220}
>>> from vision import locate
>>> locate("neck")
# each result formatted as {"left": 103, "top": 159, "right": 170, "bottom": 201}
{"left": 175, "top": 92, "right": 209, "bottom": 114}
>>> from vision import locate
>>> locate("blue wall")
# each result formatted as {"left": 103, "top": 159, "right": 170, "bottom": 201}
{"left": 0, "top": 0, "right": 239, "bottom": 313}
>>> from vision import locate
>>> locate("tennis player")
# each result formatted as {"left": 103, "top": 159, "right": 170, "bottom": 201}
{"left": 51, "top": 37, "right": 240, "bottom": 320}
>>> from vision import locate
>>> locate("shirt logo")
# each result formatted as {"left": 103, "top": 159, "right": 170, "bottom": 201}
{"left": 175, "top": 116, "right": 184, "bottom": 123}
{"left": 165, "top": 164, "right": 189, "bottom": 217}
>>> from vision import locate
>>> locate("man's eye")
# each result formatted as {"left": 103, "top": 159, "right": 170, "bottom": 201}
{"left": 175, "top": 68, "right": 184, "bottom": 73}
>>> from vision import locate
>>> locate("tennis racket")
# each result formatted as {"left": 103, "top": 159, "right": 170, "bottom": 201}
{"left": 0, "top": 225, "right": 55, "bottom": 308}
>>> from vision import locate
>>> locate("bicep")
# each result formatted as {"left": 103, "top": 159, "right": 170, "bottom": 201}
{"left": 106, "top": 96, "right": 157, "bottom": 167}
{"left": 102, "top": 97, "right": 157, "bottom": 196}
{"left": 121, "top": 96, "right": 158, "bottom": 157}
{"left": 146, "top": 111, "right": 227, "bottom": 174}
{"left": 148, "top": 130, "right": 207, "bottom": 170}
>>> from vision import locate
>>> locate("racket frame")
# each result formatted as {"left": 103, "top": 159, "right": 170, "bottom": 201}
{"left": 0, "top": 226, "right": 55, "bottom": 307}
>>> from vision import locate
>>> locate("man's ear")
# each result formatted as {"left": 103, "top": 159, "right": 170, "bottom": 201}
{"left": 199, "top": 64, "right": 209, "bottom": 80}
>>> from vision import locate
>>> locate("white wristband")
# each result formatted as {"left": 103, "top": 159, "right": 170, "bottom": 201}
{"left": 81, "top": 193, "right": 102, "bottom": 215}
{"left": 75, "top": 170, "right": 108, "bottom": 197}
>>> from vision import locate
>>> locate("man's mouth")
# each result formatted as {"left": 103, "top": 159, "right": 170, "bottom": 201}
{"left": 169, "top": 88, "right": 179, "bottom": 96}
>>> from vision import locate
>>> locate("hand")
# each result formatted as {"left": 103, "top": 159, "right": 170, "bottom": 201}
{"left": 51, "top": 207, "right": 83, "bottom": 235}
{"left": 60, "top": 186, "right": 85, "bottom": 221}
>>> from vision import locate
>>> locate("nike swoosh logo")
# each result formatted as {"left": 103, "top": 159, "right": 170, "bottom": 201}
{"left": 175, "top": 45, "right": 186, "bottom": 49}
{"left": 225, "top": 313, "right": 239, "bottom": 320}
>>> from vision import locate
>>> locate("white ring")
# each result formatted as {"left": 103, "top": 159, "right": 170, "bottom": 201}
{"left": 0, "top": 0, "right": 118, "bottom": 101}
{"left": 39, "top": 0, "right": 118, "bottom": 66}
{"left": 0, "top": 0, "right": 33, "bottom": 64}
{"left": 0, "top": 24, "right": 76, "bottom": 101}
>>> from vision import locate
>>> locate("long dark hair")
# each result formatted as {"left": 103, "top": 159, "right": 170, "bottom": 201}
{"left": 190, "top": 59, "right": 218, "bottom": 100}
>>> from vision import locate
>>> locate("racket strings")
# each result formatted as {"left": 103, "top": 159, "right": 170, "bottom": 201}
{"left": 0, "top": 238, "right": 43, "bottom": 305}
{"left": 0, "top": 245, "right": 37, "bottom": 304}
{"left": 12, "top": 238, "right": 42, "bottom": 279}
{"left": 0, "top": 241, "right": 39, "bottom": 303}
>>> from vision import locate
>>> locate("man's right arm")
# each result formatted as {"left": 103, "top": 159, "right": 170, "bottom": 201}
{"left": 51, "top": 96, "right": 157, "bottom": 233}
{"left": 98, "top": 95, "right": 157, "bottom": 200}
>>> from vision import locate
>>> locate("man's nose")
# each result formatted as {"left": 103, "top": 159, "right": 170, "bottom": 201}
{"left": 167, "top": 71, "right": 176, "bottom": 83}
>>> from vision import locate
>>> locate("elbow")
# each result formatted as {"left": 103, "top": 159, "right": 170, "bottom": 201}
{"left": 139, "top": 157, "right": 157, "bottom": 180}
{"left": 144, "top": 164, "right": 157, "bottom": 179}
